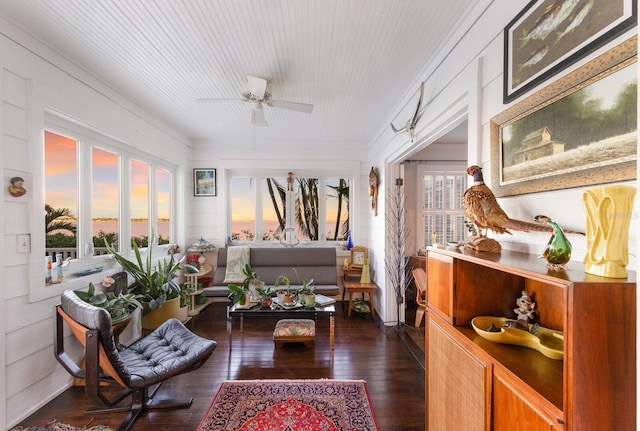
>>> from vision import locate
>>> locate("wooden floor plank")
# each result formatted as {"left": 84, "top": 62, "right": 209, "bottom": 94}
{"left": 14, "top": 301, "right": 425, "bottom": 431}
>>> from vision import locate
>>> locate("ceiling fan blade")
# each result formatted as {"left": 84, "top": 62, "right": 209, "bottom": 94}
{"left": 197, "top": 98, "right": 246, "bottom": 103}
{"left": 267, "top": 99, "right": 314, "bottom": 113}
{"left": 247, "top": 76, "right": 267, "bottom": 99}
{"left": 251, "top": 109, "right": 268, "bottom": 126}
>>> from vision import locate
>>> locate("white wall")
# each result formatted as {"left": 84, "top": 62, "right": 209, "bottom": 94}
{"left": 1, "top": 1, "right": 638, "bottom": 428}
{"left": 366, "top": 0, "right": 638, "bottom": 325}
{"left": 0, "top": 20, "right": 190, "bottom": 428}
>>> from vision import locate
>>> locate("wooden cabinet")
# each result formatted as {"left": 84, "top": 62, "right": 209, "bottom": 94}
{"left": 425, "top": 248, "right": 636, "bottom": 431}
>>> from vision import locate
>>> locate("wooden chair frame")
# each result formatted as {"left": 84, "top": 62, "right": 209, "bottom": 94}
{"left": 54, "top": 305, "right": 212, "bottom": 431}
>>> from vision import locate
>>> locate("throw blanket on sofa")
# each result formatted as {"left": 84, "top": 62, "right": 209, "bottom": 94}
{"left": 223, "top": 246, "right": 250, "bottom": 283}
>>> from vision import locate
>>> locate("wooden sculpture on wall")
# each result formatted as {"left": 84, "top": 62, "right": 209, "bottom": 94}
{"left": 369, "top": 167, "right": 379, "bottom": 216}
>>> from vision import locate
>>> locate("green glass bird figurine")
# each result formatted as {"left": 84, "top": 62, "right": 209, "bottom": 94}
{"left": 534, "top": 215, "right": 572, "bottom": 269}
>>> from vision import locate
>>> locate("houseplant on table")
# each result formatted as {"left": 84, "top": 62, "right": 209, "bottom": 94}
{"left": 105, "top": 235, "right": 182, "bottom": 329}
{"left": 228, "top": 264, "right": 263, "bottom": 308}
{"left": 275, "top": 274, "right": 295, "bottom": 305}
{"left": 298, "top": 278, "right": 316, "bottom": 308}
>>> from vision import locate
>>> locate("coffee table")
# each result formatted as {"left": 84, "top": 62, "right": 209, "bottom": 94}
{"left": 227, "top": 302, "right": 335, "bottom": 350}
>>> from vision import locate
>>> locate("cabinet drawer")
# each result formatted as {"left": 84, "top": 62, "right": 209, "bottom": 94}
{"left": 427, "top": 252, "right": 454, "bottom": 322}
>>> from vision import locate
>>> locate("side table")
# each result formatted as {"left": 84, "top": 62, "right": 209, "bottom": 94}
{"left": 184, "top": 263, "right": 212, "bottom": 316}
{"left": 343, "top": 280, "right": 378, "bottom": 318}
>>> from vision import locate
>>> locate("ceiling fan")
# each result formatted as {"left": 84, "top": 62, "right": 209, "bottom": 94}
{"left": 197, "top": 75, "right": 314, "bottom": 126}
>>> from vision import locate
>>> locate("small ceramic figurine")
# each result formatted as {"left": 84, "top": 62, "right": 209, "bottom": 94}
{"left": 286, "top": 172, "right": 294, "bottom": 191}
{"left": 369, "top": 167, "right": 378, "bottom": 216}
{"left": 512, "top": 290, "right": 536, "bottom": 332}
{"left": 535, "top": 215, "right": 572, "bottom": 270}
{"left": 8, "top": 176, "right": 27, "bottom": 197}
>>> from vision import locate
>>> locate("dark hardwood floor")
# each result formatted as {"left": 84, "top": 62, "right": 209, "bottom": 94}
{"left": 16, "top": 301, "right": 426, "bottom": 431}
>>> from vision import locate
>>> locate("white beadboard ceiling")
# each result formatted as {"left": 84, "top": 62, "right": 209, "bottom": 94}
{"left": 0, "top": 0, "right": 480, "bottom": 147}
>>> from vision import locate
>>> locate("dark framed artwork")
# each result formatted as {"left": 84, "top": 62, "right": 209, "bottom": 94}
{"left": 504, "top": 0, "right": 636, "bottom": 103}
{"left": 194, "top": 169, "right": 216, "bottom": 196}
{"left": 492, "top": 37, "right": 637, "bottom": 197}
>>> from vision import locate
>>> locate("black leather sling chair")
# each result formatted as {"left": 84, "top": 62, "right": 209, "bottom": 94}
{"left": 54, "top": 290, "right": 217, "bottom": 431}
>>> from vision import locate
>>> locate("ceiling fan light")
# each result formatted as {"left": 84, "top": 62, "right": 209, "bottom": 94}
{"left": 251, "top": 100, "right": 263, "bottom": 111}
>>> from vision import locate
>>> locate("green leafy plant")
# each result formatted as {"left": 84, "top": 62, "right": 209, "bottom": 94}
{"left": 255, "top": 285, "right": 274, "bottom": 298}
{"left": 104, "top": 234, "right": 181, "bottom": 315}
{"left": 74, "top": 282, "right": 142, "bottom": 324}
{"left": 298, "top": 278, "right": 315, "bottom": 295}
{"left": 227, "top": 264, "right": 261, "bottom": 306}
{"left": 275, "top": 274, "right": 292, "bottom": 295}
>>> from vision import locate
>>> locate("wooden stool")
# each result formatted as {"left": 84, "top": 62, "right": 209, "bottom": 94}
{"left": 273, "top": 319, "right": 315, "bottom": 348}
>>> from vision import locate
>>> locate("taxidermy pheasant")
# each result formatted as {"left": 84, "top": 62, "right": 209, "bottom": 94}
{"left": 462, "top": 165, "right": 558, "bottom": 237}
{"left": 534, "top": 215, "right": 572, "bottom": 269}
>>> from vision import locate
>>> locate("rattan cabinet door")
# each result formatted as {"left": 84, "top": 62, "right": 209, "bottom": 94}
{"left": 428, "top": 318, "right": 489, "bottom": 431}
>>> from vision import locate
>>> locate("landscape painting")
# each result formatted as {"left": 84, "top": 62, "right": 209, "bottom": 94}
{"left": 492, "top": 41, "right": 637, "bottom": 197}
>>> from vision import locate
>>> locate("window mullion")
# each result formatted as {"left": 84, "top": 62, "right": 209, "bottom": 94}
{"left": 78, "top": 141, "right": 94, "bottom": 258}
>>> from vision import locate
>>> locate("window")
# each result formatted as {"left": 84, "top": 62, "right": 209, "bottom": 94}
{"left": 421, "top": 170, "right": 466, "bottom": 248}
{"left": 230, "top": 173, "right": 351, "bottom": 244}
{"left": 44, "top": 122, "right": 176, "bottom": 283}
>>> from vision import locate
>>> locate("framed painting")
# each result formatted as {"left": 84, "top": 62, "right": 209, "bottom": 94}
{"left": 194, "top": 169, "right": 216, "bottom": 196}
{"left": 504, "top": 0, "right": 636, "bottom": 103}
{"left": 491, "top": 37, "right": 637, "bottom": 197}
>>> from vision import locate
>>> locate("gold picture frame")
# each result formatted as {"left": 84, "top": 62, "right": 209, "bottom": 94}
{"left": 349, "top": 246, "right": 368, "bottom": 269}
{"left": 491, "top": 37, "right": 637, "bottom": 198}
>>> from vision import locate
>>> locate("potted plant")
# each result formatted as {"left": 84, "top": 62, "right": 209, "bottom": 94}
{"left": 105, "top": 234, "right": 182, "bottom": 329}
{"left": 255, "top": 285, "right": 274, "bottom": 308}
{"left": 275, "top": 274, "right": 295, "bottom": 304}
{"left": 74, "top": 281, "right": 142, "bottom": 324}
{"left": 227, "top": 264, "right": 262, "bottom": 307}
{"left": 241, "top": 264, "right": 265, "bottom": 300}
{"left": 298, "top": 278, "right": 316, "bottom": 308}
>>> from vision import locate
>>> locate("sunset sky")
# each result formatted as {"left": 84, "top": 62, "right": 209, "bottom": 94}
{"left": 45, "top": 131, "right": 171, "bottom": 220}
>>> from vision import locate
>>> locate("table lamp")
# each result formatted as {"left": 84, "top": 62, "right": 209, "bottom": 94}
{"left": 187, "top": 237, "right": 216, "bottom": 269}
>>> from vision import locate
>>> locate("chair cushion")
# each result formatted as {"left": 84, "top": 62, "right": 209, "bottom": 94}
{"left": 273, "top": 319, "right": 316, "bottom": 338}
{"left": 120, "top": 318, "right": 217, "bottom": 389}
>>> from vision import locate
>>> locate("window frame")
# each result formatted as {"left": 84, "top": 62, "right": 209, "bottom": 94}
{"left": 416, "top": 164, "right": 467, "bottom": 249}
{"left": 32, "top": 112, "right": 177, "bottom": 301}
{"left": 227, "top": 169, "right": 353, "bottom": 246}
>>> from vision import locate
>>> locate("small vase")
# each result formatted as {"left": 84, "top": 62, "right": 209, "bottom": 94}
{"left": 360, "top": 258, "right": 371, "bottom": 283}
{"left": 583, "top": 185, "right": 636, "bottom": 278}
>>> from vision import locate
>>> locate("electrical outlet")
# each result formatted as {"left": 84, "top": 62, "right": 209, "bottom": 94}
{"left": 17, "top": 234, "right": 31, "bottom": 253}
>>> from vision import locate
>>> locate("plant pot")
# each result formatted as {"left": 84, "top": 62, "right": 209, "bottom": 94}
{"left": 284, "top": 293, "right": 295, "bottom": 304}
{"left": 300, "top": 293, "right": 316, "bottom": 308}
{"left": 235, "top": 292, "right": 253, "bottom": 309}
{"left": 249, "top": 280, "right": 265, "bottom": 301}
{"left": 260, "top": 297, "right": 272, "bottom": 308}
{"left": 177, "top": 305, "right": 189, "bottom": 323}
{"left": 141, "top": 296, "right": 181, "bottom": 330}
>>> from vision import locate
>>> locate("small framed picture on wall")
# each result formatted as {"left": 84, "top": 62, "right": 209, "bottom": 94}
{"left": 194, "top": 169, "right": 216, "bottom": 196}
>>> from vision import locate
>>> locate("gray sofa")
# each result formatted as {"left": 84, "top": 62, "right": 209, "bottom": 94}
{"left": 202, "top": 247, "right": 340, "bottom": 298}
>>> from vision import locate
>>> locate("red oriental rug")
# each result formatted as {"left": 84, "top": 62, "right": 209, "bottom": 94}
{"left": 197, "top": 379, "right": 379, "bottom": 431}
